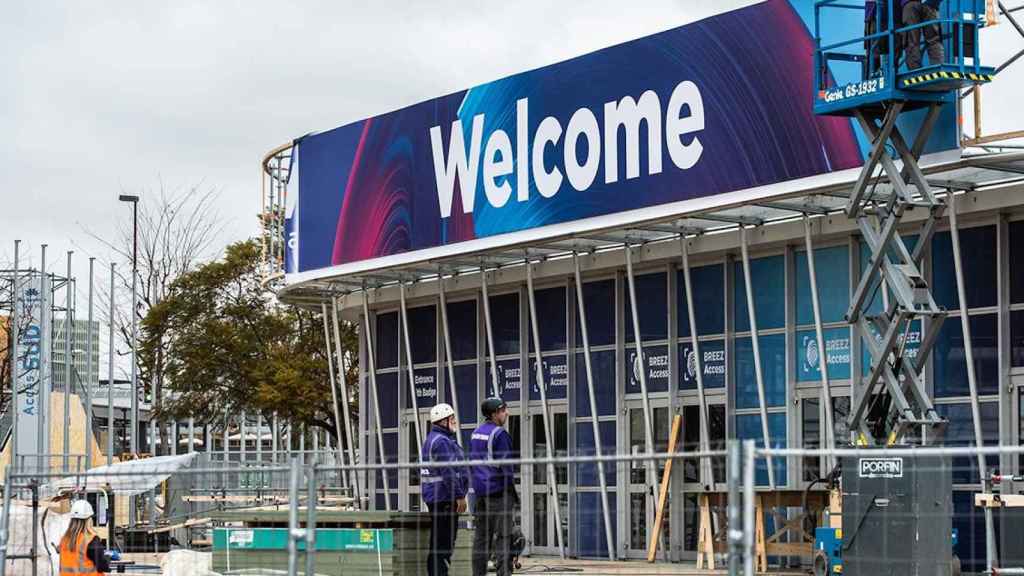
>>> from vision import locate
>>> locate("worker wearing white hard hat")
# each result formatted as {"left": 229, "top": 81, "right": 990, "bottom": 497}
{"left": 59, "top": 499, "right": 110, "bottom": 574}
{"left": 421, "top": 403, "right": 469, "bottom": 576}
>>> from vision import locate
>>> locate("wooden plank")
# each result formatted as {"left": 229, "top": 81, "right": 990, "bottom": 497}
{"left": 975, "top": 493, "right": 1024, "bottom": 508}
{"left": 646, "top": 414, "right": 682, "bottom": 563}
{"left": 766, "top": 542, "right": 814, "bottom": 556}
{"left": 829, "top": 488, "right": 842, "bottom": 529}
{"left": 962, "top": 129, "right": 1024, "bottom": 147}
{"left": 148, "top": 517, "right": 211, "bottom": 534}
{"left": 755, "top": 496, "right": 767, "bottom": 573}
{"left": 696, "top": 493, "right": 715, "bottom": 569}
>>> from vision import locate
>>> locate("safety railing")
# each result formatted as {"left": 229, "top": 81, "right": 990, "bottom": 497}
{"left": 3, "top": 443, "right": 1024, "bottom": 575}
{"left": 814, "top": 0, "right": 989, "bottom": 94}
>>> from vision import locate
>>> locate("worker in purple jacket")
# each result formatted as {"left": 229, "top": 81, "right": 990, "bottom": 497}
{"left": 421, "top": 403, "right": 469, "bottom": 576}
{"left": 469, "top": 397, "right": 517, "bottom": 576}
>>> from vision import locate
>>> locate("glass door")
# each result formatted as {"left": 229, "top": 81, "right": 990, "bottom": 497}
{"left": 624, "top": 401, "right": 671, "bottom": 558}
{"left": 529, "top": 408, "right": 568, "bottom": 554}
{"left": 799, "top": 390, "right": 850, "bottom": 483}
{"left": 679, "top": 397, "right": 726, "bottom": 556}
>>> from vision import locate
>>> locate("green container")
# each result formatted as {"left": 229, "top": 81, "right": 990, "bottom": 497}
{"left": 208, "top": 510, "right": 472, "bottom": 576}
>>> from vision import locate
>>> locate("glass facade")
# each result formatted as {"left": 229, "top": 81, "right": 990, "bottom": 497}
{"left": 358, "top": 215, "right": 1021, "bottom": 564}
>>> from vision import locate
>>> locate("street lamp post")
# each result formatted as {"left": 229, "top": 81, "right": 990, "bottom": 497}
{"left": 118, "top": 194, "right": 139, "bottom": 456}
{"left": 107, "top": 263, "right": 116, "bottom": 467}
{"left": 86, "top": 257, "right": 95, "bottom": 468}
{"left": 119, "top": 193, "right": 139, "bottom": 528}
{"left": 63, "top": 251, "right": 73, "bottom": 473}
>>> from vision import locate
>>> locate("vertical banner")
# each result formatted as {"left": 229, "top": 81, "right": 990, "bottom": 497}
{"left": 14, "top": 273, "right": 44, "bottom": 458}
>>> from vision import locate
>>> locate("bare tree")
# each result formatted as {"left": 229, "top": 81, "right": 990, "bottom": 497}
{"left": 1, "top": 281, "right": 28, "bottom": 416}
{"left": 85, "top": 181, "right": 225, "bottom": 454}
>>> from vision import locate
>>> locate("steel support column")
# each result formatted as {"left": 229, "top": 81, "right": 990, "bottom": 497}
{"left": 437, "top": 273, "right": 464, "bottom": 447}
{"left": 680, "top": 237, "right": 713, "bottom": 485}
{"left": 742, "top": 440, "right": 756, "bottom": 576}
{"left": 63, "top": 251, "right": 72, "bottom": 472}
{"left": 241, "top": 410, "right": 247, "bottom": 467}
{"left": 398, "top": 284, "right": 424, "bottom": 451}
{"left": 362, "top": 294, "right": 393, "bottom": 511}
{"left": 286, "top": 420, "right": 292, "bottom": 459}
{"left": 726, "top": 440, "right": 741, "bottom": 576}
{"left": 0, "top": 468, "right": 13, "bottom": 569}
{"left": 525, "top": 258, "right": 566, "bottom": 558}
{"left": 39, "top": 245, "right": 47, "bottom": 466}
{"left": 272, "top": 412, "right": 279, "bottom": 464}
{"left": 739, "top": 227, "right": 775, "bottom": 488}
{"left": 332, "top": 297, "right": 362, "bottom": 505}
{"left": 222, "top": 408, "right": 229, "bottom": 488}
{"left": 256, "top": 413, "right": 263, "bottom": 466}
{"left": 948, "top": 198, "right": 997, "bottom": 570}
{"left": 86, "top": 258, "right": 95, "bottom": 468}
{"left": 803, "top": 217, "right": 837, "bottom": 471}
{"left": 305, "top": 463, "right": 317, "bottom": 576}
{"left": 321, "top": 302, "right": 348, "bottom": 476}
{"left": 572, "top": 252, "right": 616, "bottom": 560}
{"left": 623, "top": 245, "right": 662, "bottom": 517}
{"left": 107, "top": 262, "right": 115, "bottom": 468}
{"left": 287, "top": 457, "right": 300, "bottom": 576}
{"left": 480, "top": 268, "right": 502, "bottom": 398}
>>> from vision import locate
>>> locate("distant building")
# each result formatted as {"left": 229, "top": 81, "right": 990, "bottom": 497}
{"left": 51, "top": 317, "right": 100, "bottom": 392}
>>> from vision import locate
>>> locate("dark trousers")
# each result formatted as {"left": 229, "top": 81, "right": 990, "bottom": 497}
{"left": 903, "top": 1, "right": 944, "bottom": 70}
{"left": 427, "top": 500, "right": 459, "bottom": 576}
{"left": 472, "top": 489, "right": 515, "bottom": 576}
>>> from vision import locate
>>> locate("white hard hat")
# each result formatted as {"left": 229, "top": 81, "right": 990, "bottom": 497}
{"left": 430, "top": 403, "right": 455, "bottom": 423}
{"left": 70, "top": 499, "right": 94, "bottom": 519}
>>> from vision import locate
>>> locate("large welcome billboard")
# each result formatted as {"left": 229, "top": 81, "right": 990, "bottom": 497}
{"left": 289, "top": 0, "right": 957, "bottom": 278}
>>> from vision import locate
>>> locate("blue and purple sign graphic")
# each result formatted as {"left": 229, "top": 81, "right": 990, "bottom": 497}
{"left": 291, "top": 1, "right": 957, "bottom": 276}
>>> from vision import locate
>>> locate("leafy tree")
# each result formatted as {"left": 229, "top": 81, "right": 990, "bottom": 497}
{"left": 139, "top": 239, "right": 358, "bottom": 446}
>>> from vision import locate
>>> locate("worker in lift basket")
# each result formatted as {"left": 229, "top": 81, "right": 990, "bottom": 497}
{"left": 470, "top": 397, "right": 518, "bottom": 576}
{"left": 421, "top": 403, "right": 469, "bottom": 576}
{"left": 902, "top": 0, "right": 945, "bottom": 70}
{"left": 59, "top": 500, "right": 110, "bottom": 575}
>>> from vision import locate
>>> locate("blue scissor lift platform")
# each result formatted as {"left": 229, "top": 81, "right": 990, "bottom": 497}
{"left": 814, "top": 0, "right": 995, "bottom": 116}
{"left": 811, "top": 2, "right": 997, "bottom": 575}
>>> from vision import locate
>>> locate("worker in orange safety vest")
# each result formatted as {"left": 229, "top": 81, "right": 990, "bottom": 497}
{"left": 59, "top": 500, "right": 109, "bottom": 575}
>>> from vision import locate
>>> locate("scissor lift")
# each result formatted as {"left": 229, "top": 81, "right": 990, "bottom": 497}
{"left": 812, "top": 3, "right": 997, "bottom": 574}
{"left": 813, "top": 0, "right": 995, "bottom": 447}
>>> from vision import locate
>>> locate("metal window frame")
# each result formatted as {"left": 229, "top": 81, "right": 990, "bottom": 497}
{"left": 571, "top": 252, "right": 617, "bottom": 560}
{"left": 362, "top": 294, "right": 393, "bottom": 511}
{"left": 738, "top": 226, "right": 776, "bottom": 488}
{"left": 622, "top": 243, "right": 664, "bottom": 552}
{"left": 679, "top": 236, "right": 714, "bottom": 487}
{"left": 525, "top": 257, "right": 568, "bottom": 558}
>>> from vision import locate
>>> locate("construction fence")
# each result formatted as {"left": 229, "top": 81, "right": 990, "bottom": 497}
{"left": 1, "top": 444, "right": 1024, "bottom": 575}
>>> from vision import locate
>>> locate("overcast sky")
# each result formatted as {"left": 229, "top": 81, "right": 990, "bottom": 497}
{"left": 2, "top": 1, "right": 1022, "bottom": 377}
